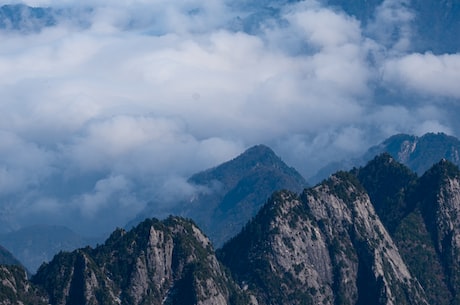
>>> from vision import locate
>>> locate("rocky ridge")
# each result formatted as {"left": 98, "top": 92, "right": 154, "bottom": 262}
{"left": 311, "top": 132, "right": 460, "bottom": 183}
{"left": 0, "top": 265, "right": 47, "bottom": 305}
{"left": 4, "top": 154, "right": 460, "bottom": 304}
{"left": 356, "top": 154, "right": 460, "bottom": 305}
{"left": 31, "top": 217, "right": 249, "bottom": 305}
{"left": 218, "top": 171, "right": 428, "bottom": 305}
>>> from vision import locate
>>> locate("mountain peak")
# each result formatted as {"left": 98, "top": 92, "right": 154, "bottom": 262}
{"left": 220, "top": 167, "right": 428, "bottom": 305}
{"left": 312, "top": 132, "right": 460, "bottom": 184}
{"left": 357, "top": 154, "right": 418, "bottom": 233}
{"left": 33, "top": 216, "right": 248, "bottom": 305}
{"left": 183, "top": 144, "right": 306, "bottom": 246}
{"left": 244, "top": 143, "right": 274, "bottom": 154}
{"left": 363, "top": 132, "right": 460, "bottom": 176}
{"left": 189, "top": 144, "right": 291, "bottom": 185}
{"left": 420, "top": 158, "right": 460, "bottom": 184}
{"left": 240, "top": 144, "right": 278, "bottom": 161}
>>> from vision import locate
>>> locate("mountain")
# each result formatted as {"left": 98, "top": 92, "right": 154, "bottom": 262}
{"left": 413, "top": 159, "right": 460, "bottom": 304}
{"left": 311, "top": 132, "right": 460, "bottom": 183}
{"left": 0, "top": 245, "right": 22, "bottom": 267}
{"left": 31, "top": 217, "right": 250, "bottom": 305}
{"left": 230, "top": 0, "right": 460, "bottom": 53}
{"left": 364, "top": 133, "right": 460, "bottom": 175}
{"left": 218, "top": 172, "right": 428, "bottom": 305}
{"left": 0, "top": 225, "right": 101, "bottom": 274}
{"left": 326, "top": 0, "right": 460, "bottom": 53}
{"left": 356, "top": 155, "right": 460, "bottom": 305}
{"left": 4, "top": 157, "right": 460, "bottom": 304}
{"left": 0, "top": 265, "right": 48, "bottom": 305}
{"left": 0, "top": 4, "right": 55, "bottom": 32}
{"left": 0, "top": 3, "right": 92, "bottom": 33}
{"left": 355, "top": 153, "right": 418, "bottom": 233}
{"left": 129, "top": 144, "right": 307, "bottom": 248}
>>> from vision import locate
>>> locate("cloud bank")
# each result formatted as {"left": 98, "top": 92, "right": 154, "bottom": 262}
{"left": 0, "top": 0, "right": 458, "bottom": 235}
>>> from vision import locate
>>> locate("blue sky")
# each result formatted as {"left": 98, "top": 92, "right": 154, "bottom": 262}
{"left": 0, "top": 0, "right": 459, "bottom": 235}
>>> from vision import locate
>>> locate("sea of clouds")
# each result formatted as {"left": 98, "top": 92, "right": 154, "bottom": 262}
{"left": 0, "top": 0, "right": 459, "bottom": 235}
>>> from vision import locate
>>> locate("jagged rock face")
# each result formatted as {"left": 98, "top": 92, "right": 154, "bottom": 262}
{"left": 219, "top": 173, "right": 428, "bottom": 305}
{"left": 0, "top": 265, "right": 48, "bottom": 305}
{"left": 356, "top": 155, "right": 460, "bottom": 305}
{"left": 32, "top": 217, "right": 248, "bottom": 305}
{"left": 219, "top": 191, "right": 334, "bottom": 305}
{"left": 416, "top": 160, "right": 460, "bottom": 304}
{"left": 306, "top": 174, "right": 426, "bottom": 305}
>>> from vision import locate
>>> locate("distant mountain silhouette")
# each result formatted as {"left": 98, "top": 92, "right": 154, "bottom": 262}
{"left": 0, "top": 225, "right": 100, "bottom": 273}
{"left": 0, "top": 244, "right": 22, "bottom": 267}
{"left": 311, "top": 132, "right": 460, "bottom": 183}
{"left": 0, "top": 4, "right": 55, "bottom": 32}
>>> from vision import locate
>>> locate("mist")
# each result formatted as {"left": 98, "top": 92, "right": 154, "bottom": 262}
{"left": 0, "top": 0, "right": 458, "bottom": 236}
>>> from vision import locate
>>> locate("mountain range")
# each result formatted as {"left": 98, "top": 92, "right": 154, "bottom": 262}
{"left": 2, "top": 0, "right": 459, "bottom": 53}
{"left": 3, "top": 132, "right": 460, "bottom": 276}
{"left": 326, "top": 0, "right": 460, "bottom": 53}
{"left": 4, "top": 150, "right": 460, "bottom": 304}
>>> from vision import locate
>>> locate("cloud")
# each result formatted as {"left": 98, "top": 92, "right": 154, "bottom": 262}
{"left": 0, "top": 130, "right": 54, "bottom": 195}
{"left": 382, "top": 53, "right": 460, "bottom": 99}
{"left": 80, "top": 175, "right": 132, "bottom": 213}
{"left": 0, "top": 0, "right": 458, "bottom": 235}
{"left": 366, "top": 0, "right": 415, "bottom": 52}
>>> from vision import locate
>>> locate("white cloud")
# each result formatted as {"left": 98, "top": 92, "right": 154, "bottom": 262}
{"left": 0, "top": 0, "right": 458, "bottom": 235}
{"left": 383, "top": 52, "right": 460, "bottom": 99}
{"left": 77, "top": 175, "right": 133, "bottom": 217}
{"left": 286, "top": 4, "right": 362, "bottom": 48}
{"left": 367, "top": 0, "right": 415, "bottom": 52}
{"left": 0, "top": 131, "right": 54, "bottom": 195}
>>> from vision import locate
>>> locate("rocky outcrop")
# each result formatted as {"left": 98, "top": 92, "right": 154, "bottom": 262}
{"left": 219, "top": 172, "right": 428, "bottom": 305}
{"left": 416, "top": 160, "right": 460, "bottom": 304}
{"left": 308, "top": 173, "right": 427, "bottom": 305}
{"left": 0, "top": 265, "right": 48, "bottom": 305}
{"left": 357, "top": 155, "right": 460, "bottom": 305}
{"left": 32, "top": 217, "right": 248, "bottom": 305}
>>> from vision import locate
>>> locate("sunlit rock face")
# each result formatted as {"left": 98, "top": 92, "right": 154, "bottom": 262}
{"left": 32, "top": 217, "right": 249, "bottom": 305}
{"left": 219, "top": 171, "right": 428, "bottom": 305}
